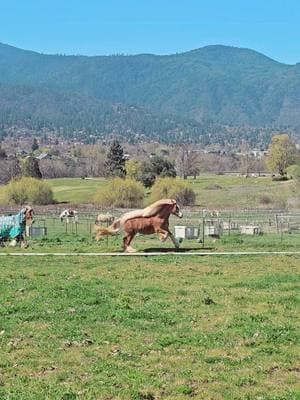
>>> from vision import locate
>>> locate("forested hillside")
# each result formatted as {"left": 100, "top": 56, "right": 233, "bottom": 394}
{"left": 0, "top": 42, "right": 299, "bottom": 144}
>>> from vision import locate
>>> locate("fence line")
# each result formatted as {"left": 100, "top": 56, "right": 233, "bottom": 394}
{"left": 1, "top": 208, "right": 300, "bottom": 243}
{"left": 1, "top": 251, "right": 300, "bottom": 257}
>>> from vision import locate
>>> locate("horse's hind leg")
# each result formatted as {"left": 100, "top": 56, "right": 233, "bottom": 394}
{"left": 158, "top": 231, "right": 169, "bottom": 242}
{"left": 123, "top": 233, "right": 137, "bottom": 253}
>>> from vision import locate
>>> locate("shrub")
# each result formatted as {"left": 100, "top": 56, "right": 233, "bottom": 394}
{"left": 93, "top": 177, "right": 145, "bottom": 208}
{"left": 286, "top": 164, "right": 300, "bottom": 181}
{"left": 272, "top": 175, "right": 289, "bottom": 181}
{"left": 149, "top": 177, "right": 196, "bottom": 205}
{"left": 4, "top": 177, "right": 54, "bottom": 205}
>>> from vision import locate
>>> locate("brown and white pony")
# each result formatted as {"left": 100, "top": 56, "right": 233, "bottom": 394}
{"left": 95, "top": 199, "right": 183, "bottom": 252}
{"left": 59, "top": 209, "right": 78, "bottom": 223}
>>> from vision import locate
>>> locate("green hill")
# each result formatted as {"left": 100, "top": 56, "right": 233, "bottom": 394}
{"left": 0, "top": 42, "right": 300, "bottom": 143}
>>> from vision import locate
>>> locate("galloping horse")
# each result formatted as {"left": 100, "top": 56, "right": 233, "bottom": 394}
{"left": 95, "top": 199, "right": 183, "bottom": 252}
{"left": 0, "top": 206, "right": 34, "bottom": 247}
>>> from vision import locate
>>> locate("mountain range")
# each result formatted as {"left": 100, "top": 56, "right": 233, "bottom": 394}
{"left": 0, "top": 42, "right": 300, "bottom": 145}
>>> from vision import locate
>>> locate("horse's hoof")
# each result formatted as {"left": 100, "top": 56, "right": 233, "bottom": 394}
{"left": 125, "top": 246, "right": 137, "bottom": 253}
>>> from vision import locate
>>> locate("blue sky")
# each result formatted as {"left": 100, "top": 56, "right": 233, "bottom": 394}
{"left": 1, "top": 0, "right": 300, "bottom": 64}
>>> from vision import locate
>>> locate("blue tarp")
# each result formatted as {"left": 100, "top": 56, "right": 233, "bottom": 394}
{"left": 0, "top": 211, "right": 24, "bottom": 239}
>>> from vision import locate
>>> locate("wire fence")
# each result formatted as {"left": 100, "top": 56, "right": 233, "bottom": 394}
{"left": 1, "top": 207, "right": 300, "bottom": 245}
{"left": 30, "top": 209, "right": 300, "bottom": 239}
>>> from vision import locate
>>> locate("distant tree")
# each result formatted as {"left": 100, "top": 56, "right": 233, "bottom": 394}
{"left": 104, "top": 140, "right": 126, "bottom": 178}
{"left": 0, "top": 146, "right": 7, "bottom": 159}
{"left": 22, "top": 156, "right": 42, "bottom": 179}
{"left": 31, "top": 138, "right": 39, "bottom": 152}
{"left": 266, "top": 134, "right": 297, "bottom": 176}
{"left": 125, "top": 159, "right": 142, "bottom": 180}
{"left": 176, "top": 144, "right": 200, "bottom": 179}
{"left": 0, "top": 158, "right": 21, "bottom": 184}
{"left": 9, "top": 157, "right": 22, "bottom": 180}
{"left": 138, "top": 156, "right": 177, "bottom": 188}
{"left": 39, "top": 159, "right": 68, "bottom": 178}
{"left": 138, "top": 162, "right": 157, "bottom": 188}
{"left": 150, "top": 156, "right": 177, "bottom": 178}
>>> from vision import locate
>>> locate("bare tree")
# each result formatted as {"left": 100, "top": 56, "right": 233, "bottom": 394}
{"left": 39, "top": 160, "right": 69, "bottom": 178}
{"left": 176, "top": 144, "right": 201, "bottom": 179}
{"left": 81, "top": 145, "right": 106, "bottom": 177}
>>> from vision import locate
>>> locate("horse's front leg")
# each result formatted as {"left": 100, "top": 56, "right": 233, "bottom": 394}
{"left": 123, "top": 232, "right": 137, "bottom": 253}
{"left": 168, "top": 230, "right": 180, "bottom": 249}
{"left": 157, "top": 229, "right": 180, "bottom": 248}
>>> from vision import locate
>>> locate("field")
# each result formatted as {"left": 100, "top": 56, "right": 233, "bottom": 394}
{"left": 45, "top": 175, "right": 300, "bottom": 209}
{"left": 47, "top": 178, "right": 106, "bottom": 204}
{"left": 0, "top": 253, "right": 299, "bottom": 400}
{"left": 0, "top": 175, "right": 299, "bottom": 399}
{"left": 0, "top": 175, "right": 299, "bottom": 209}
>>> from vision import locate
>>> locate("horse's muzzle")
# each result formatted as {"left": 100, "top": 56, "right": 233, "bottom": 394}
{"left": 176, "top": 211, "right": 183, "bottom": 218}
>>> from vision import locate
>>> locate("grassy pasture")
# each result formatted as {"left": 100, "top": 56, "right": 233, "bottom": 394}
{"left": 0, "top": 254, "right": 299, "bottom": 399}
{"left": 46, "top": 175, "right": 299, "bottom": 209}
{"left": 47, "top": 178, "right": 106, "bottom": 204}
{"left": 0, "top": 175, "right": 299, "bottom": 209}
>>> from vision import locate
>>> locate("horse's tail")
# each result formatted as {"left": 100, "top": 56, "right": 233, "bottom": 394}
{"left": 94, "top": 219, "right": 121, "bottom": 238}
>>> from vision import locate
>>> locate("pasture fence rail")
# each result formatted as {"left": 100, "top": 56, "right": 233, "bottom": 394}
{"left": 1, "top": 207, "right": 300, "bottom": 244}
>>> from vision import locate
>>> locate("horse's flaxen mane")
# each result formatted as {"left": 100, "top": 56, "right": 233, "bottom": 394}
{"left": 120, "top": 199, "right": 176, "bottom": 226}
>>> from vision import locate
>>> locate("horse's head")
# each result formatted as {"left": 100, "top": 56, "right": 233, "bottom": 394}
{"left": 143, "top": 199, "right": 183, "bottom": 219}
{"left": 170, "top": 201, "right": 183, "bottom": 219}
{"left": 21, "top": 206, "right": 34, "bottom": 224}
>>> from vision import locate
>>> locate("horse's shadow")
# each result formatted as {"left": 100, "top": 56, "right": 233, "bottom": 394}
{"left": 142, "top": 247, "right": 214, "bottom": 253}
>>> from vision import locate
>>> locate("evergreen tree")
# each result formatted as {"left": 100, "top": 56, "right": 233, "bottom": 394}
{"left": 0, "top": 146, "right": 7, "bottom": 159}
{"left": 32, "top": 138, "right": 39, "bottom": 152}
{"left": 150, "top": 156, "right": 177, "bottom": 178}
{"left": 22, "top": 156, "right": 42, "bottom": 179}
{"left": 105, "top": 140, "right": 126, "bottom": 178}
{"left": 138, "top": 156, "right": 177, "bottom": 187}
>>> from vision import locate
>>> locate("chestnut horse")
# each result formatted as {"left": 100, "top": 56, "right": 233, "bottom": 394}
{"left": 95, "top": 199, "right": 183, "bottom": 252}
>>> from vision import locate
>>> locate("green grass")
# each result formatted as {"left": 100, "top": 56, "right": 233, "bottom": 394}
{"left": 0, "top": 175, "right": 299, "bottom": 209}
{"left": 0, "top": 254, "right": 299, "bottom": 399}
{"left": 47, "top": 178, "right": 106, "bottom": 204}
{"left": 47, "top": 175, "right": 299, "bottom": 209}
{"left": 189, "top": 175, "right": 299, "bottom": 209}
